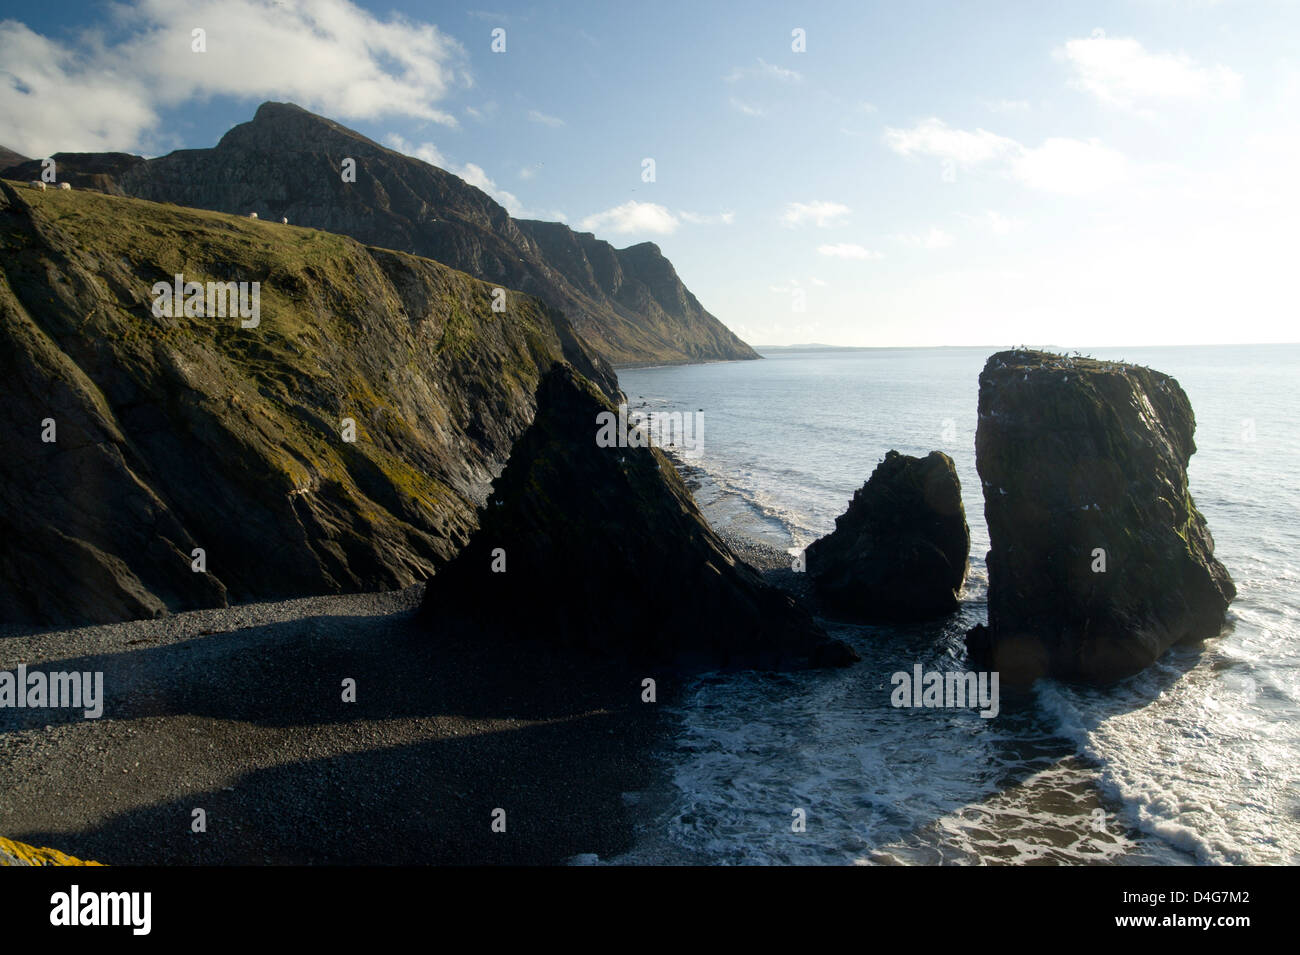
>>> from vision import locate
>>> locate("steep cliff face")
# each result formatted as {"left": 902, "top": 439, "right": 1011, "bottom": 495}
{"left": 967, "top": 350, "right": 1236, "bottom": 684}
{"left": 0, "top": 180, "right": 611, "bottom": 626}
{"left": 30, "top": 102, "right": 758, "bottom": 367}
{"left": 806, "top": 450, "right": 969, "bottom": 621}
{"left": 420, "top": 364, "right": 857, "bottom": 671}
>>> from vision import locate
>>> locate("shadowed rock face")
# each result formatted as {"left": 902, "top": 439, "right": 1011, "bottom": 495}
{"left": 806, "top": 450, "right": 969, "bottom": 621}
{"left": 967, "top": 350, "right": 1236, "bottom": 685}
{"left": 0, "top": 182, "right": 610, "bottom": 627}
{"left": 420, "top": 364, "right": 858, "bottom": 672}
{"left": 19, "top": 102, "right": 758, "bottom": 368}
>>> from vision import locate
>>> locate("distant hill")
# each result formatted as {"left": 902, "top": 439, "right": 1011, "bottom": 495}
{"left": 10, "top": 103, "right": 758, "bottom": 368}
{"left": 0, "top": 146, "right": 30, "bottom": 173}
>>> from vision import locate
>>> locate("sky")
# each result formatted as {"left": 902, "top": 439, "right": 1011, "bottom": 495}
{"left": 2, "top": 0, "right": 1298, "bottom": 347}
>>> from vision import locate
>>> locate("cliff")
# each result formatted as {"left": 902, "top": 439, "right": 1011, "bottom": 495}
{"left": 14, "top": 102, "right": 758, "bottom": 367}
{"left": 420, "top": 364, "right": 858, "bottom": 671}
{"left": 967, "top": 350, "right": 1236, "bottom": 684}
{"left": 0, "top": 179, "right": 612, "bottom": 626}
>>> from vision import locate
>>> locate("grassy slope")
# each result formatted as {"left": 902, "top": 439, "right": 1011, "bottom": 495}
{"left": 0, "top": 181, "right": 587, "bottom": 624}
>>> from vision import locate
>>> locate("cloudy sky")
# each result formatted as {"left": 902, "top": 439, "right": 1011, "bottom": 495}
{"left": 3, "top": 0, "right": 1297, "bottom": 346}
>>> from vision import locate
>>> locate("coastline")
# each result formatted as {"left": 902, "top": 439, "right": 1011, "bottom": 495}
{"left": 0, "top": 586, "right": 675, "bottom": 865}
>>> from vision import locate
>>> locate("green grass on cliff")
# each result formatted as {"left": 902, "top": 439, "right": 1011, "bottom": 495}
{"left": 1, "top": 181, "right": 577, "bottom": 581}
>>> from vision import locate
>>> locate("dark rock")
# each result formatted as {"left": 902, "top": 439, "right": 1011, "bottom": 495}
{"left": 806, "top": 450, "right": 969, "bottom": 621}
{"left": 967, "top": 349, "right": 1235, "bottom": 685}
{"left": 419, "top": 365, "right": 858, "bottom": 672}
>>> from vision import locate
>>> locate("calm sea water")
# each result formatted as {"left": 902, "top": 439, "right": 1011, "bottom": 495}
{"left": 610, "top": 344, "right": 1300, "bottom": 865}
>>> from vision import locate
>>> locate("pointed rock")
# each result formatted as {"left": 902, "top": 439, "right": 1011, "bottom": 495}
{"left": 806, "top": 450, "right": 969, "bottom": 621}
{"left": 419, "top": 365, "right": 857, "bottom": 671}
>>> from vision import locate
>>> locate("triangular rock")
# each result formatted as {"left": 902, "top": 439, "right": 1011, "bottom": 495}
{"left": 419, "top": 365, "right": 857, "bottom": 671}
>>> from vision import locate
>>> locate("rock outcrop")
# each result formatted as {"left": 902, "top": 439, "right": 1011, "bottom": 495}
{"left": 16, "top": 102, "right": 759, "bottom": 368}
{"left": 806, "top": 450, "right": 969, "bottom": 621}
{"left": 966, "top": 350, "right": 1235, "bottom": 684}
{"left": 0, "top": 181, "right": 611, "bottom": 626}
{"left": 0, "top": 835, "right": 101, "bottom": 866}
{"left": 419, "top": 364, "right": 858, "bottom": 671}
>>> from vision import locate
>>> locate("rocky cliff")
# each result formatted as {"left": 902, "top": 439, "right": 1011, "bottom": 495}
{"left": 0, "top": 180, "right": 613, "bottom": 626}
{"left": 967, "top": 350, "right": 1236, "bottom": 684}
{"left": 806, "top": 450, "right": 969, "bottom": 621}
{"left": 420, "top": 364, "right": 857, "bottom": 671}
{"left": 13, "top": 102, "right": 758, "bottom": 367}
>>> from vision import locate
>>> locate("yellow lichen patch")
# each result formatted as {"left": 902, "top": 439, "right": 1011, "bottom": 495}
{"left": 0, "top": 835, "right": 103, "bottom": 866}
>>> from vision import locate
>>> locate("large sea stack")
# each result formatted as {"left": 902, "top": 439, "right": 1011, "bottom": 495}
{"left": 419, "top": 364, "right": 858, "bottom": 671}
{"left": 967, "top": 350, "right": 1235, "bottom": 684}
{"left": 806, "top": 450, "right": 969, "bottom": 621}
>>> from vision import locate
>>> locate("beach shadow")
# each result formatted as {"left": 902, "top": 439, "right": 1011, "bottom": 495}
{"left": 11, "top": 708, "right": 656, "bottom": 865}
{"left": 0, "top": 606, "right": 669, "bottom": 732}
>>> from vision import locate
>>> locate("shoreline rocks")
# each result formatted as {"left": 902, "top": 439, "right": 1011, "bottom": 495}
{"left": 967, "top": 350, "right": 1235, "bottom": 685}
{"left": 806, "top": 450, "right": 970, "bottom": 622}
{"left": 419, "top": 364, "right": 858, "bottom": 671}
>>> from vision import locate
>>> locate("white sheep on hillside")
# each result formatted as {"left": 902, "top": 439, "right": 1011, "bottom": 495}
{"left": 281, "top": 216, "right": 288, "bottom": 224}
{"left": 248, "top": 212, "right": 258, "bottom": 219}
{"left": 29, "top": 181, "right": 45, "bottom": 191}
{"left": 58, "top": 182, "right": 71, "bottom": 190}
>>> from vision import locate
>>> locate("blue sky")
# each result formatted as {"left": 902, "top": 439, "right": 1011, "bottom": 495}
{"left": 4, "top": 0, "right": 1298, "bottom": 346}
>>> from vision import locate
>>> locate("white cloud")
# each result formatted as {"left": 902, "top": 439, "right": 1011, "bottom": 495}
{"left": 1058, "top": 30, "right": 1242, "bottom": 111}
{"left": 983, "top": 99, "right": 1031, "bottom": 112}
{"left": 384, "top": 134, "right": 524, "bottom": 215}
{"left": 580, "top": 201, "right": 679, "bottom": 235}
{"left": 895, "top": 228, "right": 955, "bottom": 249}
{"left": 884, "top": 118, "right": 1018, "bottom": 165}
{"left": 725, "top": 58, "right": 802, "bottom": 83}
{"left": 679, "top": 211, "right": 736, "bottom": 225}
{"left": 884, "top": 118, "right": 1130, "bottom": 196}
{"left": 1012, "top": 138, "right": 1129, "bottom": 196}
{"left": 729, "top": 98, "right": 765, "bottom": 117}
{"left": 970, "top": 210, "right": 1026, "bottom": 235}
{"left": 519, "top": 166, "right": 536, "bottom": 180}
{"left": 0, "top": 0, "right": 471, "bottom": 156}
{"left": 818, "top": 243, "right": 883, "bottom": 260}
{"left": 578, "top": 202, "right": 734, "bottom": 236}
{"left": 527, "top": 109, "right": 565, "bottom": 127}
{"left": 781, "top": 200, "right": 851, "bottom": 228}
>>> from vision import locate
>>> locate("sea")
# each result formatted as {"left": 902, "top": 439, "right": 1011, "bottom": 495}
{"left": 605, "top": 344, "right": 1300, "bottom": 865}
